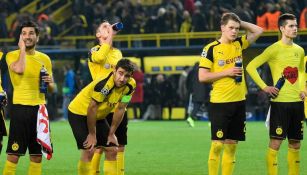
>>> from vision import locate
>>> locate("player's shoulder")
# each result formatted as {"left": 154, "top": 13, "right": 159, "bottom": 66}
{"left": 203, "top": 40, "right": 220, "bottom": 51}
{"left": 36, "top": 51, "right": 50, "bottom": 59}
{"left": 94, "top": 72, "right": 114, "bottom": 91}
{"left": 127, "top": 77, "right": 136, "bottom": 88}
{"left": 124, "top": 78, "right": 136, "bottom": 95}
{"left": 293, "top": 43, "right": 304, "bottom": 52}
{"left": 6, "top": 50, "right": 19, "bottom": 56}
{"left": 90, "top": 44, "right": 100, "bottom": 52}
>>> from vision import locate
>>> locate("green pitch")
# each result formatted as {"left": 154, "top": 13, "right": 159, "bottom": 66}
{"left": 0, "top": 121, "right": 306, "bottom": 175}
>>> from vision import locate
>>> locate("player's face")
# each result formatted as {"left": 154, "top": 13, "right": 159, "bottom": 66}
{"left": 96, "top": 22, "right": 112, "bottom": 39}
{"left": 113, "top": 67, "right": 132, "bottom": 87}
{"left": 221, "top": 20, "right": 240, "bottom": 41}
{"left": 281, "top": 19, "right": 297, "bottom": 39}
{"left": 21, "top": 27, "right": 38, "bottom": 49}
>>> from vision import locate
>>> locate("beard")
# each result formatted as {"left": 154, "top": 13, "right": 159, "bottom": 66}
{"left": 25, "top": 43, "right": 36, "bottom": 50}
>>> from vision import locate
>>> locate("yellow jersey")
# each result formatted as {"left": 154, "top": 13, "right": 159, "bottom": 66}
{"left": 88, "top": 44, "right": 122, "bottom": 80}
{"left": 247, "top": 41, "right": 305, "bottom": 102}
{"left": 6, "top": 50, "right": 53, "bottom": 105}
{"left": 199, "top": 35, "right": 250, "bottom": 103}
{"left": 68, "top": 72, "right": 136, "bottom": 120}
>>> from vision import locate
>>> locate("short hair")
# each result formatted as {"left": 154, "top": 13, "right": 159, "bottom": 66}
{"left": 220, "top": 13, "right": 241, "bottom": 26}
{"left": 19, "top": 21, "right": 40, "bottom": 35}
{"left": 278, "top": 13, "right": 296, "bottom": 27}
{"left": 116, "top": 59, "right": 135, "bottom": 73}
{"left": 95, "top": 20, "right": 109, "bottom": 34}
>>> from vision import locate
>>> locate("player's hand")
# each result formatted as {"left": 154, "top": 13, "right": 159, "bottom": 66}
{"left": 299, "top": 91, "right": 306, "bottom": 101}
{"left": 107, "top": 133, "right": 119, "bottom": 146}
{"left": 18, "top": 35, "right": 26, "bottom": 51}
{"left": 83, "top": 133, "right": 96, "bottom": 151}
{"left": 105, "top": 24, "right": 114, "bottom": 43}
{"left": 226, "top": 67, "right": 242, "bottom": 77}
{"left": 263, "top": 86, "right": 279, "bottom": 98}
{"left": 42, "top": 74, "right": 53, "bottom": 84}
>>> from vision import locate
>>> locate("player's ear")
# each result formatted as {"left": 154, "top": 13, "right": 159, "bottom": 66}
{"left": 96, "top": 32, "right": 100, "bottom": 38}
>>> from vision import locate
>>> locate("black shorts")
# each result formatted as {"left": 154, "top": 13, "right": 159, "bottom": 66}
{"left": 0, "top": 108, "right": 7, "bottom": 154}
{"left": 269, "top": 102, "right": 304, "bottom": 140}
{"left": 68, "top": 110, "right": 111, "bottom": 149}
{"left": 6, "top": 104, "right": 41, "bottom": 156}
{"left": 106, "top": 112, "right": 128, "bottom": 145}
{"left": 209, "top": 101, "right": 246, "bottom": 141}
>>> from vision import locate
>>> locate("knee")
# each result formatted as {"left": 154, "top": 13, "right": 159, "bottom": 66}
{"left": 269, "top": 139, "right": 282, "bottom": 150}
{"left": 104, "top": 147, "right": 117, "bottom": 160}
{"left": 30, "top": 155, "right": 42, "bottom": 163}
{"left": 7, "top": 154, "right": 20, "bottom": 164}
{"left": 288, "top": 140, "right": 301, "bottom": 150}
{"left": 211, "top": 141, "right": 223, "bottom": 155}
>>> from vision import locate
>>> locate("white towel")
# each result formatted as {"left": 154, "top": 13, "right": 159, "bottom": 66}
{"left": 265, "top": 106, "right": 271, "bottom": 129}
{"left": 37, "top": 104, "right": 53, "bottom": 160}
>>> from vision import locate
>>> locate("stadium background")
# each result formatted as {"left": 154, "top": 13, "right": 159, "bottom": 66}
{"left": 0, "top": 0, "right": 307, "bottom": 174}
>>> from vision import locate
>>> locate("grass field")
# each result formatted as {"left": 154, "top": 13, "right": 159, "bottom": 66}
{"left": 0, "top": 120, "right": 306, "bottom": 175}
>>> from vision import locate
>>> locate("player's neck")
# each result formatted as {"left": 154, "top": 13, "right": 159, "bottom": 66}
{"left": 218, "top": 36, "right": 232, "bottom": 44}
{"left": 280, "top": 36, "right": 294, "bottom": 45}
{"left": 26, "top": 48, "right": 36, "bottom": 55}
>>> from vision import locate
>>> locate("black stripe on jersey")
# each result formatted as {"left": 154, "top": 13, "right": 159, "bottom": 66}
{"left": 206, "top": 43, "right": 220, "bottom": 62}
{"left": 305, "top": 61, "right": 307, "bottom": 73}
{"left": 125, "top": 83, "right": 134, "bottom": 95}
{"left": 234, "top": 36, "right": 243, "bottom": 47}
{"left": 199, "top": 66, "right": 210, "bottom": 69}
{"left": 88, "top": 51, "right": 93, "bottom": 62}
{"left": 94, "top": 72, "right": 113, "bottom": 92}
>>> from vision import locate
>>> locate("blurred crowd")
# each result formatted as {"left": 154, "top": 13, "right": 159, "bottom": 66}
{"left": 1, "top": 0, "right": 307, "bottom": 44}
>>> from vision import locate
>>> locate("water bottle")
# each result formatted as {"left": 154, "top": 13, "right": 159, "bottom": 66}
{"left": 112, "top": 22, "right": 123, "bottom": 31}
{"left": 275, "top": 75, "right": 285, "bottom": 90}
{"left": 234, "top": 60, "right": 242, "bottom": 83}
{"left": 39, "top": 66, "right": 48, "bottom": 94}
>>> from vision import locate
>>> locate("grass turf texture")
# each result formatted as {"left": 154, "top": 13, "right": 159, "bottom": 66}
{"left": 0, "top": 121, "right": 306, "bottom": 175}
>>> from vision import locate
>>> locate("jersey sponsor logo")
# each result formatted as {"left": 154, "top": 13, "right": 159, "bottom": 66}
{"left": 216, "top": 130, "right": 224, "bottom": 138}
{"left": 201, "top": 50, "right": 207, "bottom": 58}
{"left": 101, "top": 88, "right": 110, "bottom": 96}
{"left": 283, "top": 66, "right": 298, "bottom": 84}
{"left": 218, "top": 60, "right": 225, "bottom": 66}
{"left": 225, "top": 56, "right": 242, "bottom": 65}
{"left": 90, "top": 47, "right": 99, "bottom": 53}
{"left": 12, "top": 142, "right": 19, "bottom": 151}
{"left": 104, "top": 63, "right": 111, "bottom": 69}
{"left": 276, "top": 127, "right": 283, "bottom": 135}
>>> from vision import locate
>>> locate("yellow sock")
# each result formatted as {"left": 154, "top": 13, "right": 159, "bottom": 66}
{"left": 91, "top": 153, "right": 102, "bottom": 175}
{"left": 117, "top": 151, "right": 125, "bottom": 175}
{"left": 208, "top": 141, "right": 223, "bottom": 175}
{"left": 221, "top": 144, "right": 237, "bottom": 175}
{"left": 28, "top": 161, "right": 42, "bottom": 175}
{"left": 267, "top": 148, "right": 278, "bottom": 175}
{"left": 3, "top": 160, "right": 17, "bottom": 175}
{"left": 104, "top": 160, "right": 117, "bottom": 175}
{"left": 288, "top": 148, "right": 300, "bottom": 175}
{"left": 78, "top": 160, "right": 91, "bottom": 175}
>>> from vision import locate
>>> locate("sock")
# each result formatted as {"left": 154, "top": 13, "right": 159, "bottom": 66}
{"left": 104, "top": 160, "right": 117, "bottom": 175}
{"left": 78, "top": 160, "right": 91, "bottom": 175}
{"left": 28, "top": 161, "right": 42, "bottom": 175}
{"left": 221, "top": 144, "right": 237, "bottom": 175}
{"left": 288, "top": 148, "right": 300, "bottom": 175}
{"left": 208, "top": 141, "right": 223, "bottom": 175}
{"left": 3, "top": 160, "right": 17, "bottom": 175}
{"left": 91, "top": 153, "right": 102, "bottom": 175}
{"left": 117, "top": 151, "right": 125, "bottom": 175}
{"left": 267, "top": 148, "right": 278, "bottom": 175}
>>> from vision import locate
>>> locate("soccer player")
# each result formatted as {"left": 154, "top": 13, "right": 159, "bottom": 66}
{"left": 0, "top": 51, "right": 8, "bottom": 154}
{"left": 88, "top": 21, "right": 127, "bottom": 175}
{"left": 3, "top": 21, "right": 54, "bottom": 175}
{"left": 198, "top": 13, "right": 263, "bottom": 175}
{"left": 68, "top": 59, "right": 135, "bottom": 175}
{"left": 246, "top": 13, "right": 305, "bottom": 175}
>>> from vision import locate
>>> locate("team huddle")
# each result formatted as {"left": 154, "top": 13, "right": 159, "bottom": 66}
{"left": 0, "top": 12, "right": 305, "bottom": 175}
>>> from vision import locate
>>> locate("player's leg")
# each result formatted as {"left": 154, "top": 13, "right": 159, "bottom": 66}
{"left": 221, "top": 101, "right": 246, "bottom": 175}
{"left": 3, "top": 105, "right": 30, "bottom": 175}
{"left": 208, "top": 102, "right": 229, "bottom": 175}
{"left": 287, "top": 102, "right": 304, "bottom": 175}
{"left": 186, "top": 94, "right": 195, "bottom": 127}
{"left": 68, "top": 110, "right": 92, "bottom": 175}
{"left": 91, "top": 148, "right": 103, "bottom": 175}
{"left": 267, "top": 102, "right": 286, "bottom": 175}
{"left": 28, "top": 155, "right": 42, "bottom": 175}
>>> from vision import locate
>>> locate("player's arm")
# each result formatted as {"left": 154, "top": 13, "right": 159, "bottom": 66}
{"left": 83, "top": 99, "right": 99, "bottom": 150}
{"left": 10, "top": 36, "right": 26, "bottom": 74}
{"left": 107, "top": 101, "right": 128, "bottom": 146}
{"left": 199, "top": 67, "right": 242, "bottom": 83}
{"left": 240, "top": 21, "right": 263, "bottom": 44}
{"left": 299, "top": 53, "right": 306, "bottom": 100}
{"left": 246, "top": 48, "right": 278, "bottom": 97}
{"left": 90, "top": 44, "right": 111, "bottom": 64}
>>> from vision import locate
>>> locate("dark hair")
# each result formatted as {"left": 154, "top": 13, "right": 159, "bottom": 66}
{"left": 95, "top": 20, "right": 109, "bottom": 34}
{"left": 116, "top": 59, "right": 135, "bottom": 73}
{"left": 278, "top": 13, "right": 296, "bottom": 27}
{"left": 220, "top": 13, "right": 241, "bottom": 26}
{"left": 19, "top": 21, "right": 40, "bottom": 35}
